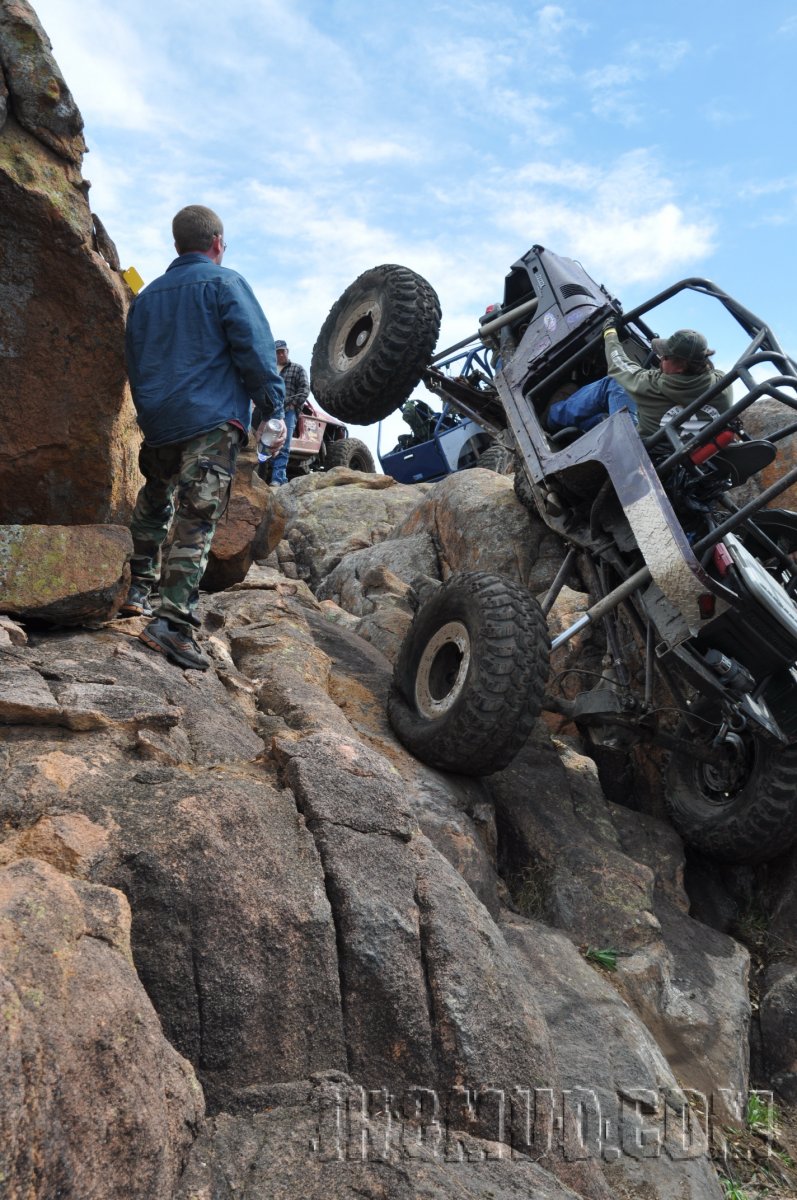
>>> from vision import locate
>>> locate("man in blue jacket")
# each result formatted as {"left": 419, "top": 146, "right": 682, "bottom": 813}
{"left": 123, "top": 204, "right": 286, "bottom": 670}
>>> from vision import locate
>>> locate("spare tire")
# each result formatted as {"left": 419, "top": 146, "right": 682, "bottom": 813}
{"left": 311, "top": 264, "right": 441, "bottom": 425}
{"left": 324, "top": 437, "right": 375, "bottom": 472}
{"left": 388, "top": 571, "right": 549, "bottom": 775}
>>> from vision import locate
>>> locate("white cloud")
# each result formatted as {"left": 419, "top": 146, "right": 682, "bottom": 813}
{"left": 321, "top": 138, "right": 419, "bottom": 166}
{"left": 477, "top": 151, "right": 716, "bottom": 288}
{"left": 737, "top": 177, "right": 797, "bottom": 199}
{"left": 584, "top": 63, "right": 640, "bottom": 90}
{"left": 536, "top": 4, "right": 583, "bottom": 39}
{"left": 572, "top": 203, "right": 714, "bottom": 285}
{"left": 628, "top": 39, "right": 691, "bottom": 73}
{"left": 583, "top": 38, "right": 691, "bottom": 124}
{"left": 433, "top": 38, "right": 503, "bottom": 86}
{"left": 702, "top": 99, "right": 746, "bottom": 127}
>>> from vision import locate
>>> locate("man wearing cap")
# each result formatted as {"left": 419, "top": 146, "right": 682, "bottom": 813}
{"left": 258, "top": 340, "right": 310, "bottom": 486}
{"left": 547, "top": 321, "right": 733, "bottom": 439}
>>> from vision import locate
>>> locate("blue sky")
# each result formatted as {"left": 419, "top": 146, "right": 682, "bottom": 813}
{"left": 32, "top": 0, "right": 797, "bottom": 462}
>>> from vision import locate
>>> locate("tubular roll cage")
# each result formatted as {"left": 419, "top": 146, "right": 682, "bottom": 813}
{"left": 422, "top": 277, "right": 797, "bottom": 653}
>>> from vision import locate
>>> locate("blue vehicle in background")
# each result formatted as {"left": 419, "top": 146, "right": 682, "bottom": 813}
{"left": 378, "top": 401, "right": 489, "bottom": 484}
{"left": 378, "top": 345, "right": 503, "bottom": 484}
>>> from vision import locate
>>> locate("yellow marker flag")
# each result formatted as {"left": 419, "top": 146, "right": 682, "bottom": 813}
{"left": 123, "top": 266, "right": 145, "bottom": 295}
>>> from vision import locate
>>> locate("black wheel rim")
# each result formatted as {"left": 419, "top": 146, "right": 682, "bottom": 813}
{"left": 694, "top": 731, "right": 754, "bottom": 807}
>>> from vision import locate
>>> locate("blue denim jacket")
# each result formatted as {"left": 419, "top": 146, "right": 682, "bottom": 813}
{"left": 125, "top": 253, "right": 285, "bottom": 446}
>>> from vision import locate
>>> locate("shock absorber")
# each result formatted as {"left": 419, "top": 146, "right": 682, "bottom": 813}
{"left": 703, "top": 648, "right": 755, "bottom": 695}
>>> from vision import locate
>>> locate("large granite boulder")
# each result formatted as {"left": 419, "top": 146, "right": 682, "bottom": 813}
{"left": 263, "top": 468, "right": 434, "bottom": 589}
{"left": 0, "top": 524, "right": 131, "bottom": 624}
{"left": 1, "top": 7, "right": 791, "bottom": 1196}
{"left": 175, "top": 1074, "right": 605, "bottom": 1200}
{"left": 738, "top": 397, "right": 797, "bottom": 510}
{"left": 0, "top": 0, "right": 141, "bottom": 525}
{"left": 201, "top": 449, "right": 275, "bottom": 591}
{"left": 0, "top": 856, "right": 203, "bottom": 1199}
{"left": 757, "top": 850, "right": 797, "bottom": 1100}
{"left": 269, "top": 467, "right": 572, "bottom": 664}
{"left": 316, "top": 468, "right": 565, "bottom": 609}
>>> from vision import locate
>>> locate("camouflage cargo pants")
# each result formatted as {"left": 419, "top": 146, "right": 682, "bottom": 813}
{"left": 129, "top": 423, "right": 243, "bottom": 631}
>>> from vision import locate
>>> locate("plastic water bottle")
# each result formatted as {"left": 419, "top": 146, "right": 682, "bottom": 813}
{"left": 257, "top": 418, "right": 284, "bottom": 462}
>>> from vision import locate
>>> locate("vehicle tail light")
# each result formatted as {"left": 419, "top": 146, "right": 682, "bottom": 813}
{"left": 689, "top": 429, "right": 737, "bottom": 464}
{"left": 698, "top": 593, "right": 716, "bottom": 619}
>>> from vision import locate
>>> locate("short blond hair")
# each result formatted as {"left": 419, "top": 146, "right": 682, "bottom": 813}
{"left": 172, "top": 205, "right": 223, "bottom": 253}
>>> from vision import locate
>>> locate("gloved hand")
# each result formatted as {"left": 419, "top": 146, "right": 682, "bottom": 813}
{"left": 602, "top": 313, "right": 621, "bottom": 334}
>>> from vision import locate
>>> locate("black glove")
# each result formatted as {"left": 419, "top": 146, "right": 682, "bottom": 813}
{"left": 602, "top": 313, "right": 621, "bottom": 334}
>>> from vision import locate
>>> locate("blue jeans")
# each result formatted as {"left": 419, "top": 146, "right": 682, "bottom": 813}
{"left": 547, "top": 377, "right": 638, "bottom": 432}
{"left": 269, "top": 408, "right": 297, "bottom": 484}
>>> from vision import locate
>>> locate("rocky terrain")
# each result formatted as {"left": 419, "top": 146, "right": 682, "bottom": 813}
{"left": 4, "top": 467, "right": 797, "bottom": 1200}
{"left": 3, "top": 5, "right": 797, "bottom": 1199}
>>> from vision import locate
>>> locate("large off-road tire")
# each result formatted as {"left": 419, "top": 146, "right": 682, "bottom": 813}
{"left": 311, "top": 264, "right": 441, "bottom": 425}
{"left": 478, "top": 441, "right": 513, "bottom": 474}
{"left": 664, "top": 704, "right": 797, "bottom": 863}
{"left": 736, "top": 508, "right": 797, "bottom": 573}
{"left": 324, "top": 437, "right": 375, "bottom": 473}
{"left": 387, "top": 572, "right": 550, "bottom": 775}
{"left": 513, "top": 452, "right": 536, "bottom": 511}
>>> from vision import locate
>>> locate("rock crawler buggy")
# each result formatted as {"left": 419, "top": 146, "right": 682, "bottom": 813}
{"left": 310, "top": 252, "right": 797, "bottom": 863}
{"left": 259, "top": 397, "right": 375, "bottom": 482}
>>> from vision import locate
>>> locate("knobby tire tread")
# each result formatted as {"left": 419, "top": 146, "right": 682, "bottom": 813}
{"left": 388, "top": 571, "right": 549, "bottom": 775}
{"left": 311, "top": 265, "right": 441, "bottom": 424}
{"left": 513, "top": 453, "right": 536, "bottom": 512}
{"left": 324, "top": 437, "right": 375, "bottom": 472}
{"left": 665, "top": 722, "right": 797, "bottom": 864}
{"left": 478, "top": 443, "right": 513, "bottom": 474}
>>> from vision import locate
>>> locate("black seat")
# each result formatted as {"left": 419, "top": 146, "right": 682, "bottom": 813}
{"left": 711, "top": 440, "right": 776, "bottom": 486}
{"left": 548, "top": 426, "right": 583, "bottom": 450}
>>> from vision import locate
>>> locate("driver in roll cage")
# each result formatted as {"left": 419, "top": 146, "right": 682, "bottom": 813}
{"left": 546, "top": 322, "right": 734, "bottom": 438}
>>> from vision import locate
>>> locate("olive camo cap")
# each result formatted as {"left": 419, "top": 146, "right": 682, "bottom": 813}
{"left": 651, "top": 329, "right": 714, "bottom": 362}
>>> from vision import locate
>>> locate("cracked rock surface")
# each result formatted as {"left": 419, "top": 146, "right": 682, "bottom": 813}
{"left": 0, "top": 565, "right": 741, "bottom": 1198}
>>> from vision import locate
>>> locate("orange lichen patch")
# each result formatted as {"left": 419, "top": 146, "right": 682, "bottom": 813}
{"left": 34, "top": 750, "right": 93, "bottom": 791}
{"left": 0, "top": 812, "right": 109, "bottom": 877}
{"left": 327, "top": 675, "right": 387, "bottom": 738}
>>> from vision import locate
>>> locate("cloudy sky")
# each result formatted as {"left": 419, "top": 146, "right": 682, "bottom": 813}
{"left": 32, "top": 0, "right": 797, "bottom": 461}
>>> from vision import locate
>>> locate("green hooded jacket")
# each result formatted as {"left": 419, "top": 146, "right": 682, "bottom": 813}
{"left": 603, "top": 330, "right": 733, "bottom": 438}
